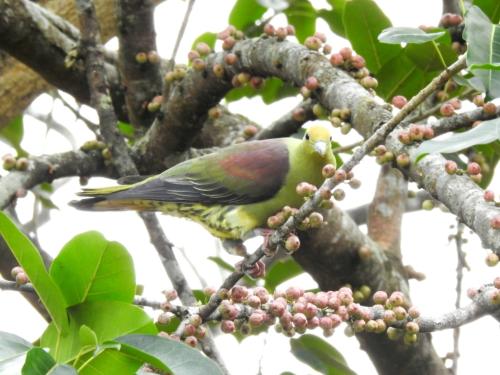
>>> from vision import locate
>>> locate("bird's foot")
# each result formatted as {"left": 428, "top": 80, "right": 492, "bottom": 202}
{"left": 222, "top": 239, "right": 248, "bottom": 256}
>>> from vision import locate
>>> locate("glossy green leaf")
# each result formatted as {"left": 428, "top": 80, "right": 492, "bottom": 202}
{"left": 47, "top": 364, "right": 78, "bottom": 375}
{"left": 463, "top": 6, "right": 500, "bottom": 98}
{"left": 0, "top": 331, "right": 32, "bottom": 374}
{"left": 318, "top": 0, "right": 346, "bottom": 37}
{"left": 229, "top": 0, "right": 266, "bottom": 31}
{"left": 344, "top": 0, "right": 400, "bottom": 73}
{"left": 117, "top": 334, "right": 225, "bottom": 375}
{"left": 79, "top": 325, "right": 98, "bottom": 349}
{"left": 50, "top": 231, "right": 135, "bottom": 306}
{"left": 378, "top": 27, "right": 445, "bottom": 44}
{"left": 22, "top": 348, "right": 55, "bottom": 375}
{"left": 415, "top": 118, "right": 500, "bottom": 162}
{"left": 78, "top": 349, "right": 142, "bottom": 375}
{"left": 0, "top": 212, "right": 68, "bottom": 334}
{"left": 290, "top": 334, "right": 357, "bottom": 375}
{"left": 264, "top": 258, "right": 303, "bottom": 291}
{"left": 473, "top": 0, "right": 500, "bottom": 23}
{"left": 405, "top": 42, "right": 457, "bottom": 72}
{"left": 41, "top": 300, "right": 157, "bottom": 362}
{"left": 375, "top": 52, "right": 425, "bottom": 100}
{"left": 284, "top": 0, "right": 316, "bottom": 43}
{"left": 0, "top": 116, "right": 26, "bottom": 156}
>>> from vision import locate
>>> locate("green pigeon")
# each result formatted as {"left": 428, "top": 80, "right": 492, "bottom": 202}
{"left": 71, "top": 124, "right": 336, "bottom": 248}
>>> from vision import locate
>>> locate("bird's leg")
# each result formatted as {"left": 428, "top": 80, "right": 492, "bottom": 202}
{"left": 221, "top": 239, "right": 248, "bottom": 256}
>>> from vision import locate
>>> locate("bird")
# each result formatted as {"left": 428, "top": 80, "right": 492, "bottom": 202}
{"left": 71, "top": 124, "right": 336, "bottom": 252}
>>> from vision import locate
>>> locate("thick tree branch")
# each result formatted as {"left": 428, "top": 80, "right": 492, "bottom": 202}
{"left": 0, "top": 0, "right": 126, "bottom": 121}
{"left": 133, "top": 36, "right": 390, "bottom": 171}
{"left": 386, "top": 135, "right": 500, "bottom": 253}
{"left": 0, "top": 150, "right": 108, "bottom": 210}
{"left": 76, "top": 0, "right": 136, "bottom": 177}
{"left": 116, "top": 0, "right": 162, "bottom": 129}
{"left": 347, "top": 190, "right": 431, "bottom": 226}
{"left": 0, "top": 0, "right": 117, "bottom": 128}
{"left": 368, "top": 165, "right": 407, "bottom": 255}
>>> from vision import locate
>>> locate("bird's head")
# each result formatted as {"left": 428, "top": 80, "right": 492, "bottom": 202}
{"left": 302, "top": 124, "right": 333, "bottom": 158}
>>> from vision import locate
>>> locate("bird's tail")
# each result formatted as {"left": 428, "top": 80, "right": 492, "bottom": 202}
{"left": 70, "top": 184, "right": 157, "bottom": 211}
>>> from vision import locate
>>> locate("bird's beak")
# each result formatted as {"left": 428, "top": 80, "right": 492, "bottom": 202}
{"left": 313, "top": 141, "right": 328, "bottom": 156}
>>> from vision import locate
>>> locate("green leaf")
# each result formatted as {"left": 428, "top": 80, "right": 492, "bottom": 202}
{"left": 284, "top": 0, "right": 316, "bottom": 43}
{"left": 50, "top": 231, "right": 135, "bottom": 307}
{"left": 264, "top": 258, "right": 303, "bottom": 291}
{"left": 41, "top": 301, "right": 157, "bottom": 362}
{"left": 290, "top": 334, "right": 357, "bottom": 375}
{"left": 463, "top": 6, "right": 500, "bottom": 98}
{"left": 117, "top": 334, "right": 225, "bottom": 375}
{"left": 22, "top": 347, "right": 55, "bottom": 375}
{"left": 473, "top": 0, "right": 500, "bottom": 23}
{"left": 318, "top": 0, "right": 346, "bottom": 37}
{"left": 0, "top": 331, "right": 32, "bottom": 374}
{"left": 78, "top": 348, "right": 142, "bottom": 375}
{"left": 405, "top": 42, "right": 456, "bottom": 72}
{"left": 0, "top": 213, "right": 68, "bottom": 334}
{"left": 47, "top": 364, "right": 79, "bottom": 375}
{"left": 229, "top": 0, "right": 267, "bottom": 31}
{"left": 415, "top": 118, "right": 500, "bottom": 162}
{"left": 343, "top": 0, "right": 400, "bottom": 74}
{"left": 0, "top": 116, "right": 26, "bottom": 156}
{"left": 117, "top": 121, "right": 135, "bottom": 139}
{"left": 79, "top": 325, "right": 98, "bottom": 349}
{"left": 191, "top": 32, "right": 217, "bottom": 50}
{"left": 192, "top": 289, "right": 209, "bottom": 304}
{"left": 375, "top": 52, "right": 425, "bottom": 100}
{"left": 207, "top": 256, "right": 234, "bottom": 272}
{"left": 378, "top": 27, "right": 445, "bottom": 44}
{"left": 469, "top": 62, "right": 500, "bottom": 70}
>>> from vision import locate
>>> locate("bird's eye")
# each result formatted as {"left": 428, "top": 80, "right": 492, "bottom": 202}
{"left": 305, "top": 134, "right": 310, "bottom": 140}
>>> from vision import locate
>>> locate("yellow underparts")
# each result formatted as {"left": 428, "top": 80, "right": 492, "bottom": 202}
{"left": 93, "top": 199, "right": 257, "bottom": 239}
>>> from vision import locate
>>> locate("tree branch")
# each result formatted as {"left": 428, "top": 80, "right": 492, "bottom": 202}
{"left": 254, "top": 99, "right": 315, "bottom": 140}
{"left": 368, "top": 165, "right": 407, "bottom": 255}
{"left": 347, "top": 190, "right": 431, "bottom": 226}
{"left": 116, "top": 0, "right": 162, "bottom": 129}
{"left": 0, "top": 0, "right": 126, "bottom": 121}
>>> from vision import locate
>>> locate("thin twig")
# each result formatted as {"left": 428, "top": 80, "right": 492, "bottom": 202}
{"left": 407, "top": 88, "right": 474, "bottom": 124}
{"left": 169, "top": 0, "right": 195, "bottom": 67}
{"left": 451, "top": 221, "right": 468, "bottom": 374}
{"left": 54, "top": 91, "right": 100, "bottom": 135}
{"left": 332, "top": 140, "right": 363, "bottom": 154}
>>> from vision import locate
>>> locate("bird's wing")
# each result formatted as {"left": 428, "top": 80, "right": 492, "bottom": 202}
{"left": 107, "top": 139, "right": 293, "bottom": 205}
